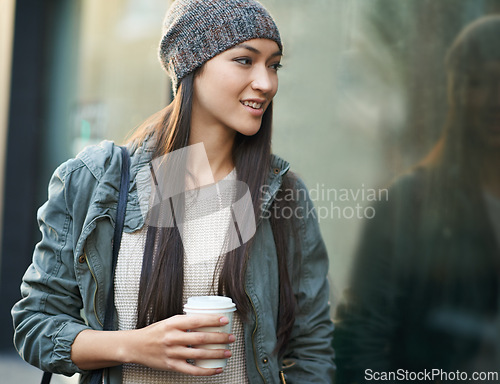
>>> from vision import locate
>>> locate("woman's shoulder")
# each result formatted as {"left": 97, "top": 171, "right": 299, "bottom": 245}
{"left": 52, "top": 140, "right": 121, "bottom": 181}
{"left": 71, "top": 140, "right": 124, "bottom": 181}
{"left": 47, "top": 141, "right": 129, "bottom": 210}
{"left": 57, "top": 139, "right": 152, "bottom": 187}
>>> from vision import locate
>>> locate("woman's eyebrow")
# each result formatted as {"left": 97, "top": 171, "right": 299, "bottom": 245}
{"left": 232, "top": 43, "right": 283, "bottom": 57}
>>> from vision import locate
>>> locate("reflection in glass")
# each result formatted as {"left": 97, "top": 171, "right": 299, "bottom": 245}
{"left": 334, "top": 15, "right": 500, "bottom": 383}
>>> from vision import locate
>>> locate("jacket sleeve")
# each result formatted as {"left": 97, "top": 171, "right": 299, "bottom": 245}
{"left": 282, "top": 177, "right": 335, "bottom": 383}
{"left": 11, "top": 160, "right": 91, "bottom": 376}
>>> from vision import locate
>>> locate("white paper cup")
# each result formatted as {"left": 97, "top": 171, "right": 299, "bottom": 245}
{"left": 184, "top": 296, "right": 236, "bottom": 368}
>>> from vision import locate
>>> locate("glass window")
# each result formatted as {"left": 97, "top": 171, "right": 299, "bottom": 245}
{"left": 73, "top": 0, "right": 169, "bottom": 153}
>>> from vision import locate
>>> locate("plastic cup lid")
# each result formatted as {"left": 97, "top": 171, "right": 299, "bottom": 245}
{"left": 184, "top": 296, "right": 236, "bottom": 311}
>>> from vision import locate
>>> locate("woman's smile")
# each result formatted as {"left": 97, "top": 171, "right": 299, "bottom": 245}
{"left": 240, "top": 98, "right": 266, "bottom": 116}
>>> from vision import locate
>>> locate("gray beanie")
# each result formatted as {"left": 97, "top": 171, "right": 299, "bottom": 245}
{"left": 159, "top": 0, "right": 282, "bottom": 94}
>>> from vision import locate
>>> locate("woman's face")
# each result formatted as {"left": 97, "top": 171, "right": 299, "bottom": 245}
{"left": 461, "top": 61, "right": 500, "bottom": 149}
{"left": 192, "top": 38, "right": 282, "bottom": 137}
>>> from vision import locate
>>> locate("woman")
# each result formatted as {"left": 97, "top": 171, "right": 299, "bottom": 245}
{"left": 11, "top": 0, "right": 334, "bottom": 383}
{"left": 334, "top": 15, "right": 500, "bottom": 383}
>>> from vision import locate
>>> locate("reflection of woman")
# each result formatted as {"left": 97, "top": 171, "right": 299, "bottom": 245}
{"left": 11, "top": 1, "right": 334, "bottom": 383}
{"left": 334, "top": 15, "right": 500, "bottom": 383}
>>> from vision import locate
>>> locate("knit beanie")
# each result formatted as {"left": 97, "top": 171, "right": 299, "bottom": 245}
{"left": 159, "top": 0, "right": 282, "bottom": 94}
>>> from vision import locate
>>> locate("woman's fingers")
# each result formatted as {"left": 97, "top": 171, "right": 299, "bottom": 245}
{"left": 182, "top": 330, "right": 235, "bottom": 346}
{"left": 167, "top": 344, "right": 232, "bottom": 360}
{"left": 169, "top": 314, "right": 229, "bottom": 330}
{"left": 157, "top": 326, "right": 234, "bottom": 347}
{"left": 173, "top": 360, "right": 224, "bottom": 376}
{"left": 157, "top": 314, "right": 235, "bottom": 346}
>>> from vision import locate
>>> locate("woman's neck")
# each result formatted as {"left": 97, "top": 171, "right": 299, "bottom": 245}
{"left": 188, "top": 124, "right": 236, "bottom": 182}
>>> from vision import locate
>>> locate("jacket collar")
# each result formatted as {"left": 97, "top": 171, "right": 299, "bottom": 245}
{"left": 261, "top": 154, "right": 290, "bottom": 213}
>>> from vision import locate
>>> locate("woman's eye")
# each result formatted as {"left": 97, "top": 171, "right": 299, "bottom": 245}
{"left": 234, "top": 58, "right": 252, "bottom": 65}
{"left": 270, "top": 63, "right": 283, "bottom": 71}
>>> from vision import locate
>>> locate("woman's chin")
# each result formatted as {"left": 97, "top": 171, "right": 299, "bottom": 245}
{"left": 236, "top": 127, "right": 261, "bottom": 137}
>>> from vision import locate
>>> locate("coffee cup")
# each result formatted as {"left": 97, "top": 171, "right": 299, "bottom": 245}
{"left": 184, "top": 296, "right": 236, "bottom": 368}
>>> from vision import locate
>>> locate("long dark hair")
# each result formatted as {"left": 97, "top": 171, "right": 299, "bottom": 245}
{"left": 127, "top": 71, "right": 297, "bottom": 356}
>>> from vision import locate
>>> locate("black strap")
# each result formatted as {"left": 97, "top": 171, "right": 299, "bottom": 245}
{"left": 41, "top": 146, "right": 130, "bottom": 384}
{"left": 41, "top": 372, "right": 52, "bottom": 384}
{"left": 104, "top": 145, "right": 130, "bottom": 331}
{"left": 90, "top": 146, "right": 130, "bottom": 384}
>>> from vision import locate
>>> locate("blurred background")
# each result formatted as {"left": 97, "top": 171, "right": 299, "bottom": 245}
{"left": 1, "top": 0, "right": 499, "bottom": 381}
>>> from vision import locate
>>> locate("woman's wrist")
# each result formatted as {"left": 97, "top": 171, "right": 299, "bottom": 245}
{"left": 71, "top": 329, "right": 139, "bottom": 369}
{"left": 115, "top": 329, "right": 140, "bottom": 365}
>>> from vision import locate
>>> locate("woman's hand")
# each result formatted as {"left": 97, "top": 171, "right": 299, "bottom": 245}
{"left": 127, "top": 314, "right": 235, "bottom": 375}
{"left": 71, "top": 314, "right": 234, "bottom": 376}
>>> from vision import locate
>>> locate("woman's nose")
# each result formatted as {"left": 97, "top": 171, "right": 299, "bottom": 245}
{"left": 251, "top": 66, "right": 274, "bottom": 94}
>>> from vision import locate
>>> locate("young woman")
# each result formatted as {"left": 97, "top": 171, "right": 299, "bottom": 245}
{"left": 11, "top": 1, "right": 334, "bottom": 383}
{"left": 334, "top": 15, "right": 500, "bottom": 383}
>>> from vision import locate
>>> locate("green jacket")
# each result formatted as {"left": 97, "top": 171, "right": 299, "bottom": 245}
{"left": 12, "top": 139, "right": 334, "bottom": 383}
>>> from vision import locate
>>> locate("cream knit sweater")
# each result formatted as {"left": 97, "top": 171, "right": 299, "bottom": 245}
{"left": 114, "top": 170, "right": 248, "bottom": 383}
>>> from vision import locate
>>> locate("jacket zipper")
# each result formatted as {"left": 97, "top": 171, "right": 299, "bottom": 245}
{"left": 245, "top": 287, "right": 266, "bottom": 383}
{"left": 84, "top": 251, "right": 103, "bottom": 327}
{"left": 279, "top": 371, "right": 286, "bottom": 383}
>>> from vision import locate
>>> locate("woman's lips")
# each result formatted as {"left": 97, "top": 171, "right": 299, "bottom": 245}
{"left": 241, "top": 100, "right": 264, "bottom": 117}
